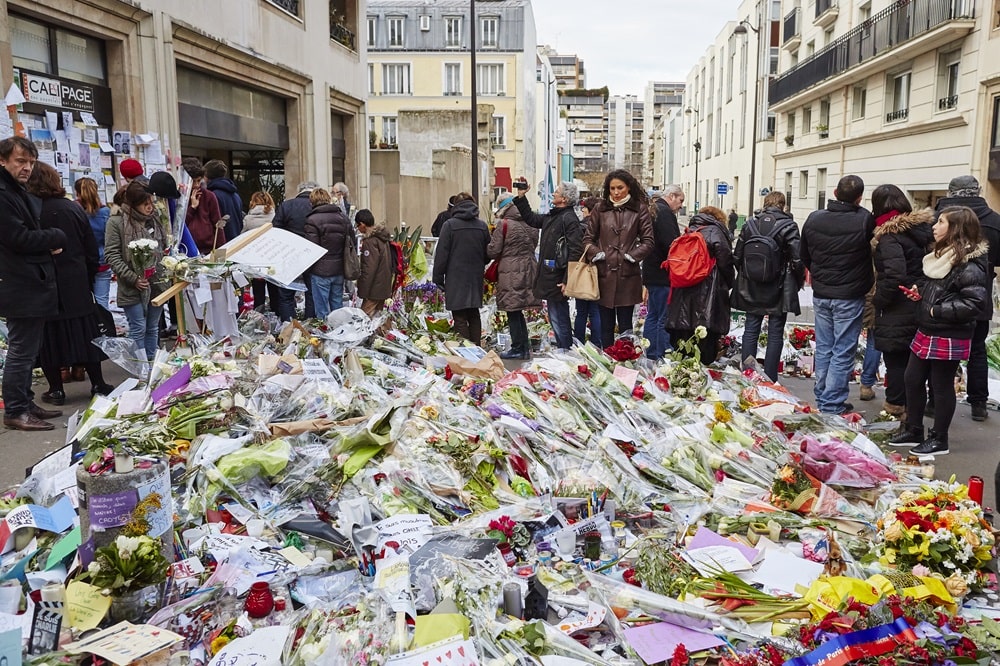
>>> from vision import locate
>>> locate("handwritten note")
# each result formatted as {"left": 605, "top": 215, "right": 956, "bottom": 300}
{"left": 87, "top": 490, "right": 138, "bottom": 530}
{"left": 386, "top": 636, "right": 479, "bottom": 666}
{"left": 65, "top": 581, "right": 111, "bottom": 631}
{"left": 208, "top": 625, "right": 289, "bottom": 666}
{"left": 623, "top": 622, "right": 724, "bottom": 665}
{"left": 376, "top": 514, "right": 434, "bottom": 555}
{"left": 64, "top": 622, "right": 183, "bottom": 664}
{"left": 220, "top": 227, "right": 326, "bottom": 287}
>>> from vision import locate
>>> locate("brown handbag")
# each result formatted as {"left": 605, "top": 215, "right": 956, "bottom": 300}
{"left": 563, "top": 245, "right": 600, "bottom": 301}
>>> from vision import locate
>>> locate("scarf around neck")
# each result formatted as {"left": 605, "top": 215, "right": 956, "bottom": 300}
{"left": 120, "top": 204, "right": 167, "bottom": 266}
{"left": 923, "top": 246, "right": 959, "bottom": 279}
{"left": 611, "top": 194, "right": 631, "bottom": 208}
{"left": 875, "top": 210, "right": 900, "bottom": 227}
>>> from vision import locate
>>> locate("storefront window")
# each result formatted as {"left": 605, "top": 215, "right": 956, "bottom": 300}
{"left": 10, "top": 15, "right": 52, "bottom": 74}
{"left": 56, "top": 31, "right": 106, "bottom": 85}
{"left": 10, "top": 14, "right": 107, "bottom": 85}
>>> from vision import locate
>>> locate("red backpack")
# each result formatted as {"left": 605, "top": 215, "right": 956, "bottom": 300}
{"left": 389, "top": 240, "right": 406, "bottom": 291}
{"left": 664, "top": 226, "right": 716, "bottom": 289}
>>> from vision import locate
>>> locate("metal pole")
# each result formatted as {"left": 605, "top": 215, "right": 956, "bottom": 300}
{"left": 470, "top": 0, "right": 479, "bottom": 200}
{"left": 694, "top": 142, "right": 700, "bottom": 212}
{"left": 747, "top": 15, "right": 763, "bottom": 216}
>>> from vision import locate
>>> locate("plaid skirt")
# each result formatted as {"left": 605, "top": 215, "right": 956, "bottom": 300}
{"left": 910, "top": 330, "right": 971, "bottom": 361}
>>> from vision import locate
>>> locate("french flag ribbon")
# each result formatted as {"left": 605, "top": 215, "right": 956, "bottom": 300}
{"left": 784, "top": 618, "right": 917, "bottom": 666}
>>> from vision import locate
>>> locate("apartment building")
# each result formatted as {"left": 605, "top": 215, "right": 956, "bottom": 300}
{"left": 769, "top": 0, "right": 979, "bottom": 219}
{"left": 366, "top": 0, "right": 540, "bottom": 192}
{"left": 541, "top": 46, "right": 586, "bottom": 90}
{"left": 606, "top": 94, "right": 645, "bottom": 175}
{"left": 3, "top": 0, "right": 369, "bottom": 205}
{"left": 560, "top": 92, "right": 606, "bottom": 173}
{"left": 643, "top": 81, "right": 685, "bottom": 186}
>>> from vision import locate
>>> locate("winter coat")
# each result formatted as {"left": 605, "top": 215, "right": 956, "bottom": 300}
{"left": 642, "top": 197, "right": 681, "bottom": 287}
{"left": 731, "top": 206, "right": 805, "bottom": 315}
{"left": 935, "top": 196, "right": 1000, "bottom": 321}
{"left": 800, "top": 200, "right": 875, "bottom": 299}
{"left": 665, "top": 212, "right": 735, "bottom": 335}
{"left": 0, "top": 168, "right": 66, "bottom": 318}
{"left": 433, "top": 199, "right": 490, "bottom": 311}
{"left": 358, "top": 225, "right": 394, "bottom": 302}
{"left": 206, "top": 177, "right": 244, "bottom": 241}
{"left": 304, "top": 203, "right": 353, "bottom": 277}
{"left": 916, "top": 243, "right": 988, "bottom": 339}
{"left": 273, "top": 191, "right": 313, "bottom": 237}
{"left": 582, "top": 197, "right": 655, "bottom": 308}
{"left": 243, "top": 205, "right": 274, "bottom": 232}
{"left": 104, "top": 207, "right": 170, "bottom": 307}
{"left": 186, "top": 185, "right": 224, "bottom": 254}
{"left": 431, "top": 207, "right": 452, "bottom": 237}
{"left": 512, "top": 197, "right": 583, "bottom": 301}
{"left": 38, "top": 197, "right": 100, "bottom": 320}
{"left": 487, "top": 205, "right": 542, "bottom": 312}
{"left": 871, "top": 209, "right": 934, "bottom": 352}
{"left": 83, "top": 204, "right": 110, "bottom": 264}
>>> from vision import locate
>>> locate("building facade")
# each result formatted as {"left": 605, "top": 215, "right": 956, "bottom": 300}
{"left": 769, "top": 0, "right": 980, "bottom": 220}
{"left": 560, "top": 92, "right": 606, "bottom": 174}
{"left": 366, "top": 0, "right": 539, "bottom": 194}
{"left": 606, "top": 94, "right": 645, "bottom": 175}
{"left": 677, "top": 0, "right": 779, "bottom": 216}
{"left": 3, "top": 0, "right": 369, "bottom": 206}
{"left": 642, "top": 81, "right": 685, "bottom": 187}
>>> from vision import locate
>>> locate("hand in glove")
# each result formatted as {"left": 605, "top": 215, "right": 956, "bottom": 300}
{"left": 592, "top": 252, "right": 606, "bottom": 262}
{"left": 624, "top": 253, "right": 637, "bottom": 263}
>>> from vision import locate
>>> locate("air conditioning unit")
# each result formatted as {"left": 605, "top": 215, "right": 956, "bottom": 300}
{"left": 419, "top": 15, "right": 430, "bottom": 31}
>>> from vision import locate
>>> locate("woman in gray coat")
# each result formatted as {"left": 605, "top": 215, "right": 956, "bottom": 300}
{"left": 488, "top": 196, "right": 542, "bottom": 359}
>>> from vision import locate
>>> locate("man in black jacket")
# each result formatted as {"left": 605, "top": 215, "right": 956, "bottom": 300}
{"left": 935, "top": 175, "right": 1000, "bottom": 421}
{"left": 643, "top": 186, "right": 683, "bottom": 359}
{"left": 273, "top": 181, "right": 319, "bottom": 321}
{"left": 800, "top": 174, "right": 875, "bottom": 414}
{"left": 205, "top": 160, "right": 244, "bottom": 241}
{"left": 431, "top": 195, "right": 457, "bottom": 237}
{"left": 513, "top": 179, "right": 583, "bottom": 350}
{"left": 0, "top": 137, "right": 67, "bottom": 430}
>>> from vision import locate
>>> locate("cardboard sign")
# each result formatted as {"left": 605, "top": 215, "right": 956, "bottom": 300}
{"left": 218, "top": 226, "right": 326, "bottom": 287}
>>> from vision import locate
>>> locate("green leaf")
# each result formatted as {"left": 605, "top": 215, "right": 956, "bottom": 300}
{"left": 980, "top": 615, "right": 1000, "bottom": 640}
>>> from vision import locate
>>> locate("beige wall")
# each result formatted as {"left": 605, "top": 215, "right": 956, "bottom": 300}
{"left": 370, "top": 150, "right": 401, "bottom": 230}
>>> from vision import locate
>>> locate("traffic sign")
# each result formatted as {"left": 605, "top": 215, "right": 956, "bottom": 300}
{"left": 717, "top": 182, "right": 729, "bottom": 195}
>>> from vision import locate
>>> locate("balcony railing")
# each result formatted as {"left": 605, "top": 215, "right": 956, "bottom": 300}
{"left": 770, "top": 0, "right": 976, "bottom": 105}
{"left": 816, "top": 0, "right": 837, "bottom": 17}
{"left": 783, "top": 8, "right": 801, "bottom": 44}
{"left": 886, "top": 108, "right": 909, "bottom": 122}
{"left": 938, "top": 94, "right": 958, "bottom": 109}
{"left": 268, "top": 0, "right": 299, "bottom": 17}
{"left": 330, "top": 20, "right": 356, "bottom": 49}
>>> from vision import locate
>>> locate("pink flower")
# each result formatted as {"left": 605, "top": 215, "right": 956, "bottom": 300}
{"left": 911, "top": 564, "right": 932, "bottom": 578}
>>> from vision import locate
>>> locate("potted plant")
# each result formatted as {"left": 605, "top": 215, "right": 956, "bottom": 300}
{"left": 815, "top": 124, "right": 829, "bottom": 138}
{"left": 81, "top": 533, "right": 170, "bottom": 622}
{"left": 784, "top": 135, "right": 795, "bottom": 147}
{"left": 369, "top": 130, "right": 378, "bottom": 149}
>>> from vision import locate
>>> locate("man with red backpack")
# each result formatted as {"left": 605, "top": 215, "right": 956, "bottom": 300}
{"left": 664, "top": 206, "right": 735, "bottom": 364}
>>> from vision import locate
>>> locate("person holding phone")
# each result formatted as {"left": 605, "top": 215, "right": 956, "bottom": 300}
{"left": 888, "top": 206, "right": 987, "bottom": 455}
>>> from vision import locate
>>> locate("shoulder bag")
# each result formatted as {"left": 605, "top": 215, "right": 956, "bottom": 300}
{"left": 484, "top": 220, "right": 508, "bottom": 283}
{"left": 343, "top": 229, "right": 361, "bottom": 281}
{"left": 563, "top": 244, "right": 600, "bottom": 301}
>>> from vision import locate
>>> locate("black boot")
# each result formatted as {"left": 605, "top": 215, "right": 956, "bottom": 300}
{"left": 887, "top": 424, "right": 923, "bottom": 447}
{"left": 971, "top": 401, "right": 988, "bottom": 422}
{"left": 500, "top": 347, "right": 529, "bottom": 360}
{"left": 912, "top": 429, "right": 949, "bottom": 456}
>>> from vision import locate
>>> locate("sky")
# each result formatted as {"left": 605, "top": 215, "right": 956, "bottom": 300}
{"left": 530, "top": 0, "right": 742, "bottom": 97}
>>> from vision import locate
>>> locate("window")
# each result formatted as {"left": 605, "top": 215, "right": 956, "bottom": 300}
{"left": 771, "top": 0, "right": 782, "bottom": 19}
{"left": 937, "top": 50, "right": 960, "bottom": 111}
{"left": 388, "top": 16, "right": 404, "bottom": 47}
{"left": 445, "top": 17, "right": 462, "bottom": 48}
{"left": 992, "top": 97, "right": 1000, "bottom": 148}
{"left": 799, "top": 170, "right": 809, "bottom": 199}
{"left": 819, "top": 99, "right": 830, "bottom": 128}
{"left": 444, "top": 63, "right": 462, "bottom": 95}
{"left": 727, "top": 43, "right": 735, "bottom": 102}
{"left": 382, "top": 63, "right": 411, "bottom": 95}
{"left": 382, "top": 117, "right": 398, "bottom": 146}
{"left": 824, "top": 28, "right": 835, "bottom": 46}
{"left": 766, "top": 114, "right": 776, "bottom": 138}
{"left": 367, "top": 17, "right": 376, "bottom": 47}
{"left": 368, "top": 64, "right": 375, "bottom": 94}
{"left": 887, "top": 71, "right": 911, "bottom": 122}
{"left": 11, "top": 15, "right": 51, "bottom": 73}
{"left": 787, "top": 112, "right": 796, "bottom": 139}
{"left": 476, "top": 63, "right": 505, "bottom": 95}
{"left": 852, "top": 85, "right": 867, "bottom": 119}
{"left": 816, "top": 168, "right": 828, "bottom": 210}
{"left": 805, "top": 40, "right": 815, "bottom": 57}
{"left": 491, "top": 116, "right": 505, "bottom": 148}
{"left": 481, "top": 17, "right": 498, "bottom": 48}
{"left": 11, "top": 14, "right": 108, "bottom": 85}
{"left": 769, "top": 47, "right": 779, "bottom": 75}
{"left": 859, "top": 2, "right": 872, "bottom": 22}
{"left": 369, "top": 115, "right": 376, "bottom": 135}
{"left": 419, "top": 15, "right": 430, "bottom": 31}
{"left": 802, "top": 106, "right": 812, "bottom": 134}
{"left": 785, "top": 171, "right": 793, "bottom": 201}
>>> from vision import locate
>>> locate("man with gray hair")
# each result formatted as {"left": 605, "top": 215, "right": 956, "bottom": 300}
{"left": 934, "top": 175, "right": 1000, "bottom": 421}
{"left": 643, "top": 185, "right": 684, "bottom": 359}
{"left": 513, "top": 179, "right": 583, "bottom": 350}
{"left": 331, "top": 182, "right": 352, "bottom": 218}
{"left": 273, "top": 180, "right": 321, "bottom": 320}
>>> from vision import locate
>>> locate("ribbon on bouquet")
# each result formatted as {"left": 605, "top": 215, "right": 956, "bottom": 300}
{"left": 783, "top": 618, "right": 917, "bottom": 666}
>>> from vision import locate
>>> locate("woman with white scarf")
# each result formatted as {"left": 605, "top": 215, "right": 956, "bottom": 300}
{"left": 888, "top": 206, "right": 988, "bottom": 455}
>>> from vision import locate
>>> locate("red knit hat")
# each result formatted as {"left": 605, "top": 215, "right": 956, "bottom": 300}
{"left": 119, "top": 158, "right": 144, "bottom": 180}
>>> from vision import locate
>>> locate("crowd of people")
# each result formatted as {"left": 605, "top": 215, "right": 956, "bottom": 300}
{"left": 440, "top": 169, "right": 998, "bottom": 459}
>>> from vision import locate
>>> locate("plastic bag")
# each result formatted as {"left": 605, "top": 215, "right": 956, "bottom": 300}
{"left": 91, "top": 335, "right": 149, "bottom": 377}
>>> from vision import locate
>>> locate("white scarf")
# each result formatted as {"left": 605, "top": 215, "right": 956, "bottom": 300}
{"left": 922, "top": 246, "right": 957, "bottom": 279}
{"left": 611, "top": 194, "right": 631, "bottom": 208}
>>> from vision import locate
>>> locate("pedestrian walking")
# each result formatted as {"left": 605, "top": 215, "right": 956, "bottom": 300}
{"left": 489, "top": 194, "right": 541, "bottom": 359}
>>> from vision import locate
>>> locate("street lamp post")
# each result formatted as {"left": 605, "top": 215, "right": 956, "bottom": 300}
{"left": 470, "top": 0, "right": 479, "bottom": 200}
{"left": 734, "top": 16, "right": 763, "bottom": 217}
{"left": 685, "top": 106, "right": 701, "bottom": 211}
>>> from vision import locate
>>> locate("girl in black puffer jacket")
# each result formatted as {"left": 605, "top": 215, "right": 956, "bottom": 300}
{"left": 889, "top": 206, "right": 987, "bottom": 455}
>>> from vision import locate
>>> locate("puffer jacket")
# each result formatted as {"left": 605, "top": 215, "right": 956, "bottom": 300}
{"left": 487, "top": 205, "right": 542, "bottom": 312}
{"left": 304, "top": 203, "right": 353, "bottom": 277}
{"left": 273, "top": 191, "right": 313, "bottom": 237}
{"left": 358, "top": 225, "right": 394, "bottom": 302}
{"left": 243, "top": 205, "right": 274, "bottom": 232}
{"left": 871, "top": 209, "right": 934, "bottom": 352}
{"left": 664, "top": 212, "right": 735, "bottom": 334}
{"left": 916, "top": 242, "right": 988, "bottom": 339}
{"left": 206, "top": 177, "right": 244, "bottom": 241}
{"left": 642, "top": 197, "right": 681, "bottom": 287}
{"left": 433, "top": 199, "right": 490, "bottom": 310}
{"left": 935, "top": 195, "right": 1000, "bottom": 321}
{"left": 582, "top": 197, "right": 655, "bottom": 308}
{"left": 731, "top": 206, "right": 805, "bottom": 315}
{"left": 512, "top": 197, "right": 582, "bottom": 301}
{"left": 800, "top": 200, "right": 875, "bottom": 299}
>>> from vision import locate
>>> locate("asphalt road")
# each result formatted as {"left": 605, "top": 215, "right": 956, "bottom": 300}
{"left": 1, "top": 358, "right": 996, "bottom": 514}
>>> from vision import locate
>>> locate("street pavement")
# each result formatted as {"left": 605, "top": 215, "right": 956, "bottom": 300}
{"left": 0, "top": 357, "right": 996, "bottom": 514}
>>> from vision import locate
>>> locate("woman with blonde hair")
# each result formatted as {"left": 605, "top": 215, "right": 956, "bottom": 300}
{"left": 74, "top": 177, "right": 112, "bottom": 310}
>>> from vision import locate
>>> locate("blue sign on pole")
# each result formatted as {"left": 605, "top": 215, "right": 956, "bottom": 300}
{"left": 717, "top": 182, "right": 729, "bottom": 196}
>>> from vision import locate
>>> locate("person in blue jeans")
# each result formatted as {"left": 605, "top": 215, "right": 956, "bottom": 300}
{"left": 859, "top": 329, "right": 881, "bottom": 401}
{"left": 573, "top": 197, "right": 604, "bottom": 347}
{"left": 800, "top": 175, "right": 875, "bottom": 414}
{"left": 303, "top": 187, "right": 353, "bottom": 320}
{"left": 642, "top": 187, "right": 684, "bottom": 358}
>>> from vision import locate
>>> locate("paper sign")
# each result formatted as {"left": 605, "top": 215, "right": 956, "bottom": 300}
{"left": 749, "top": 549, "right": 825, "bottom": 596}
{"left": 612, "top": 365, "right": 639, "bottom": 389}
{"left": 64, "top": 622, "right": 183, "bottom": 663}
{"left": 683, "top": 544, "right": 753, "bottom": 575}
{"left": 555, "top": 602, "right": 606, "bottom": 635}
{"left": 687, "top": 527, "right": 759, "bottom": 564}
{"left": 65, "top": 581, "right": 111, "bottom": 631}
{"left": 151, "top": 363, "right": 192, "bottom": 405}
{"left": 386, "top": 636, "right": 479, "bottom": 666}
{"left": 87, "top": 489, "right": 138, "bottom": 530}
{"left": 376, "top": 514, "right": 434, "bottom": 555}
{"left": 413, "top": 614, "right": 470, "bottom": 647}
{"left": 622, "top": 622, "right": 724, "bottom": 665}
{"left": 220, "top": 227, "right": 327, "bottom": 287}
{"left": 0, "top": 496, "right": 75, "bottom": 554}
{"left": 0, "top": 628, "right": 21, "bottom": 666}
{"left": 79, "top": 112, "right": 97, "bottom": 127}
{"left": 277, "top": 547, "right": 312, "bottom": 568}
{"left": 27, "top": 600, "right": 61, "bottom": 655}
{"left": 301, "top": 358, "right": 335, "bottom": 380}
{"left": 5, "top": 84, "right": 25, "bottom": 106}
{"left": 208, "top": 625, "right": 289, "bottom": 666}
{"left": 98, "top": 142, "right": 114, "bottom": 153}
{"left": 45, "top": 526, "right": 81, "bottom": 570}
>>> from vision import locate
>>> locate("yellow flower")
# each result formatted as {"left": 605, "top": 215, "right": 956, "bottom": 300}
{"left": 883, "top": 521, "right": 904, "bottom": 543}
{"left": 906, "top": 535, "right": 931, "bottom": 559}
{"left": 210, "top": 635, "right": 231, "bottom": 655}
{"left": 964, "top": 530, "right": 981, "bottom": 549}
{"left": 943, "top": 573, "right": 969, "bottom": 598}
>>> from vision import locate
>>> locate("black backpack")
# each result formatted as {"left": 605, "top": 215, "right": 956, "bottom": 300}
{"left": 741, "top": 214, "right": 787, "bottom": 283}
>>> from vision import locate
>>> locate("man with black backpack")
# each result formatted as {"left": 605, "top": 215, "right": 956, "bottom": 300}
{"left": 732, "top": 191, "right": 805, "bottom": 381}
